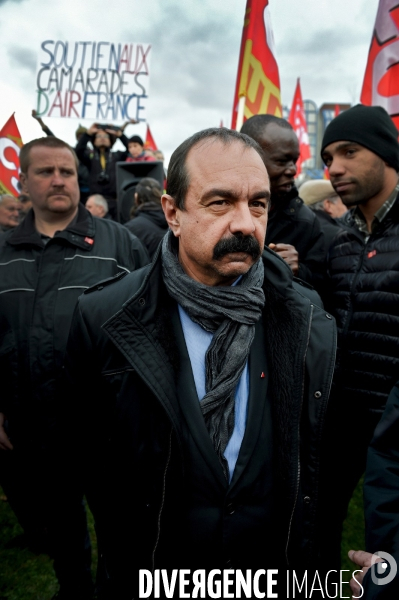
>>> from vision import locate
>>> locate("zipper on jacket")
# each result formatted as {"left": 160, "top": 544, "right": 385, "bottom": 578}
{"left": 285, "top": 304, "right": 314, "bottom": 565}
{"left": 151, "top": 427, "right": 173, "bottom": 572}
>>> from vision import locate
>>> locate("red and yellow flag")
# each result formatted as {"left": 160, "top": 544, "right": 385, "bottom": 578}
{"left": 288, "top": 79, "right": 311, "bottom": 176}
{"left": 360, "top": 0, "right": 399, "bottom": 130}
{"left": 0, "top": 114, "right": 23, "bottom": 197}
{"left": 144, "top": 124, "right": 158, "bottom": 151}
{"left": 231, "top": 0, "right": 282, "bottom": 130}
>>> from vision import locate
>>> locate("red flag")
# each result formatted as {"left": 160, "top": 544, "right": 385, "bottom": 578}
{"left": 288, "top": 79, "right": 311, "bottom": 176}
{"left": 360, "top": 0, "right": 399, "bottom": 130}
{"left": 144, "top": 125, "right": 158, "bottom": 151}
{"left": 334, "top": 104, "right": 340, "bottom": 117}
{"left": 220, "top": 119, "right": 224, "bottom": 128}
{"left": 231, "top": 0, "right": 282, "bottom": 130}
{"left": 0, "top": 114, "right": 23, "bottom": 197}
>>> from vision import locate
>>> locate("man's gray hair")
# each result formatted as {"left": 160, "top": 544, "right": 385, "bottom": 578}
{"left": 0, "top": 194, "right": 16, "bottom": 205}
{"left": 166, "top": 127, "right": 265, "bottom": 210}
{"left": 87, "top": 194, "right": 108, "bottom": 214}
{"left": 311, "top": 195, "right": 340, "bottom": 212}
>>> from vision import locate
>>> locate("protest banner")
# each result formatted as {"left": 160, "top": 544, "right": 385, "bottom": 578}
{"left": 0, "top": 114, "right": 23, "bottom": 197}
{"left": 35, "top": 40, "right": 152, "bottom": 122}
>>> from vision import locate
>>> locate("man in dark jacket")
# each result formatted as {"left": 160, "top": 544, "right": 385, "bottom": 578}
{"left": 347, "top": 380, "right": 399, "bottom": 599}
{"left": 75, "top": 123, "right": 130, "bottom": 220}
{"left": 241, "top": 115, "right": 326, "bottom": 284}
{"left": 319, "top": 104, "right": 399, "bottom": 569}
{"left": 124, "top": 176, "right": 168, "bottom": 258}
{"left": 63, "top": 127, "right": 336, "bottom": 599}
{"left": 0, "top": 136, "right": 149, "bottom": 599}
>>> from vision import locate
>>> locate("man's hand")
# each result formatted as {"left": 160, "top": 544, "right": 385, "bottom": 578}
{"left": 87, "top": 123, "right": 100, "bottom": 136}
{"left": 348, "top": 549, "right": 383, "bottom": 598}
{"left": 32, "top": 109, "right": 44, "bottom": 126}
{"left": 106, "top": 128, "right": 122, "bottom": 138}
{"left": 0, "top": 413, "right": 13, "bottom": 451}
{"left": 120, "top": 118, "right": 138, "bottom": 131}
{"left": 268, "top": 243, "right": 299, "bottom": 275}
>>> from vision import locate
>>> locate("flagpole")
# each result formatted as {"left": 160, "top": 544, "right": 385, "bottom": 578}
{"left": 236, "top": 96, "right": 246, "bottom": 131}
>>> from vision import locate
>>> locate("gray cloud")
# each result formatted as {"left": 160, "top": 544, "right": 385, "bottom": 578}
{"left": 120, "top": 5, "right": 240, "bottom": 115}
{"left": 0, "top": 0, "right": 25, "bottom": 5}
{"left": 8, "top": 46, "right": 36, "bottom": 73}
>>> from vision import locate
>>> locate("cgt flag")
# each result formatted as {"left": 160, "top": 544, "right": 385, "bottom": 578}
{"left": 144, "top": 125, "right": 158, "bottom": 152}
{"left": 360, "top": 0, "right": 399, "bottom": 130}
{"left": 231, "top": 0, "right": 282, "bottom": 130}
{"left": 288, "top": 79, "right": 311, "bottom": 176}
{"left": 0, "top": 114, "right": 23, "bottom": 197}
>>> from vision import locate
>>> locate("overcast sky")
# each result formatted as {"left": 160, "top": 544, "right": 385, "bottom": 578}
{"left": 0, "top": 0, "right": 379, "bottom": 165}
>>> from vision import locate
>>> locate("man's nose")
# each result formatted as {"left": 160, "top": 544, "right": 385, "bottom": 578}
{"left": 328, "top": 156, "right": 345, "bottom": 178}
{"left": 284, "top": 160, "right": 297, "bottom": 176}
{"left": 230, "top": 204, "right": 256, "bottom": 235}
{"left": 52, "top": 170, "right": 65, "bottom": 186}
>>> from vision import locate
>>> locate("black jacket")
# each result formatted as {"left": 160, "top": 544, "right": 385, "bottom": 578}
{"left": 0, "top": 204, "right": 149, "bottom": 446}
{"left": 75, "top": 132, "right": 129, "bottom": 201}
{"left": 266, "top": 188, "right": 326, "bottom": 285}
{"left": 63, "top": 246, "right": 336, "bottom": 597}
{"left": 124, "top": 203, "right": 169, "bottom": 259}
{"left": 362, "top": 380, "right": 399, "bottom": 598}
{"left": 313, "top": 210, "right": 343, "bottom": 251}
{"left": 325, "top": 194, "right": 399, "bottom": 411}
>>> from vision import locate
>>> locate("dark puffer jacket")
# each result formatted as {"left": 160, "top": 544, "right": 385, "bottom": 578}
{"left": 325, "top": 193, "right": 399, "bottom": 410}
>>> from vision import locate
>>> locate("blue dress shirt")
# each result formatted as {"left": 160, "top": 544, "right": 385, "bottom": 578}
{"left": 178, "top": 304, "right": 249, "bottom": 482}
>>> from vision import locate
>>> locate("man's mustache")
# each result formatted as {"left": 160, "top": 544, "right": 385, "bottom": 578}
{"left": 213, "top": 234, "right": 261, "bottom": 260}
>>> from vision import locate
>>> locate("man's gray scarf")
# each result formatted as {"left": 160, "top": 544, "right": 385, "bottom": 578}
{"left": 161, "top": 231, "right": 265, "bottom": 479}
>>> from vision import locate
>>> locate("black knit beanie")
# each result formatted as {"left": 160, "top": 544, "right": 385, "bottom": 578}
{"left": 129, "top": 135, "right": 144, "bottom": 146}
{"left": 321, "top": 104, "right": 399, "bottom": 171}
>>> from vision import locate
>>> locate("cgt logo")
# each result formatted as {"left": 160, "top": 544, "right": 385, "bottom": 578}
{"left": 371, "top": 551, "right": 397, "bottom": 587}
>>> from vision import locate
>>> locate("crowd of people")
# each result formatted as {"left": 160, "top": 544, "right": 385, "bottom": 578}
{"left": 0, "top": 103, "right": 398, "bottom": 599}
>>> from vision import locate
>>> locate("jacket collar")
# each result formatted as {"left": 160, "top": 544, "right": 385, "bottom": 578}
{"left": 270, "top": 186, "right": 300, "bottom": 214}
{"left": 7, "top": 203, "right": 97, "bottom": 250}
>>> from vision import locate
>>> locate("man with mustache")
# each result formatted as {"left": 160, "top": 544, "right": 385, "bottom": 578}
{"left": 62, "top": 127, "right": 336, "bottom": 599}
{"left": 241, "top": 115, "right": 326, "bottom": 284}
{"left": 0, "top": 136, "right": 149, "bottom": 599}
{"left": 318, "top": 104, "right": 399, "bottom": 570}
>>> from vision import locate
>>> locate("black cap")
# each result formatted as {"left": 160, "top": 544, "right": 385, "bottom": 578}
{"left": 129, "top": 135, "right": 144, "bottom": 146}
{"left": 321, "top": 104, "right": 399, "bottom": 171}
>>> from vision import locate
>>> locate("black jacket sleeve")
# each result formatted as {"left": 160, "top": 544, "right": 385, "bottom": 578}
{"left": 362, "top": 381, "right": 399, "bottom": 598}
{"left": 75, "top": 133, "right": 93, "bottom": 168}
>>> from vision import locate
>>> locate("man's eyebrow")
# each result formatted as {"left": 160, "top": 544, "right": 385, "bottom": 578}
{"left": 201, "top": 188, "right": 270, "bottom": 201}
{"left": 323, "top": 141, "right": 360, "bottom": 155}
{"left": 202, "top": 188, "right": 240, "bottom": 201}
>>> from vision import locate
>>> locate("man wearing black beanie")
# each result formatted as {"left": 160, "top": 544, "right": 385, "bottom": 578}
{"left": 318, "top": 103, "right": 399, "bottom": 571}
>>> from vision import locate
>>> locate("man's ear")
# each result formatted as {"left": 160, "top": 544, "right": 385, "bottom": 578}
{"left": 19, "top": 172, "right": 28, "bottom": 194}
{"left": 162, "top": 194, "right": 181, "bottom": 236}
{"left": 323, "top": 198, "right": 333, "bottom": 216}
